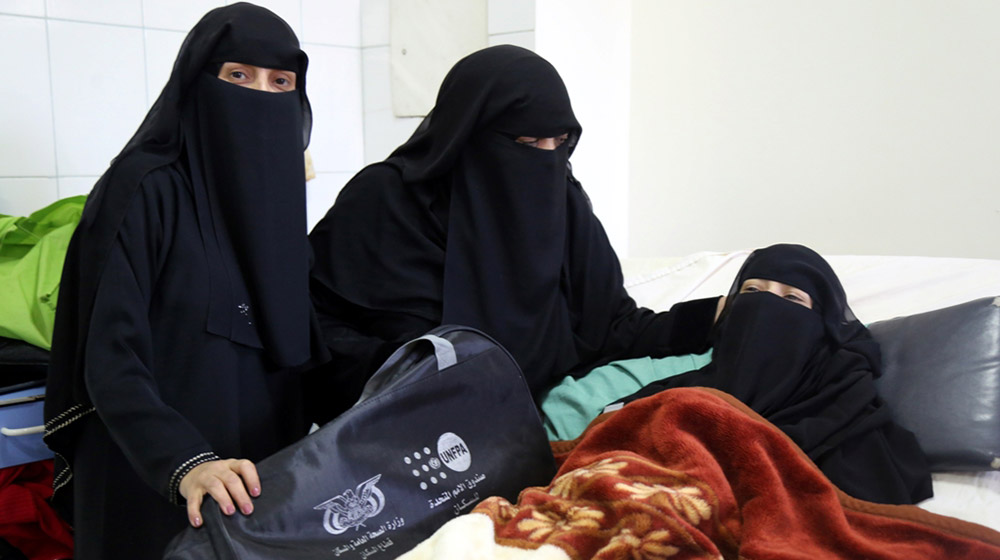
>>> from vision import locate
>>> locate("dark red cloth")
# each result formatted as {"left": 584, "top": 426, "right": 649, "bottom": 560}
{"left": 470, "top": 388, "right": 1000, "bottom": 559}
{"left": 0, "top": 460, "right": 72, "bottom": 560}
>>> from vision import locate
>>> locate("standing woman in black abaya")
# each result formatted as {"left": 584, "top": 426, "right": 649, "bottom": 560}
{"left": 43, "top": 4, "right": 328, "bottom": 558}
{"left": 307, "top": 45, "right": 724, "bottom": 422}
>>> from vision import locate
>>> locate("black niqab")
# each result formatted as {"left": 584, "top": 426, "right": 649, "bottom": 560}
{"left": 187, "top": 73, "right": 312, "bottom": 363}
{"left": 45, "top": 2, "right": 325, "bottom": 506}
{"left": 618, "top": 244, "right": 932, "bottom": 504}
{"left": 311, "top": 46, "right": 649, "bottom": 393}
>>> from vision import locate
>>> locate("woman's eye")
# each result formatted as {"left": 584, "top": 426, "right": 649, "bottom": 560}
{"left": 230, "top": 70, "right": 247, "bottom": 80}
{"left": 741, "top": 285, "right": 759, "bottom": 293}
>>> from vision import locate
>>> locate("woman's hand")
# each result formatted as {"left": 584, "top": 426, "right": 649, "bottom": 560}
{"left": 179, "top": 458, "right": 261, "bottom": 527}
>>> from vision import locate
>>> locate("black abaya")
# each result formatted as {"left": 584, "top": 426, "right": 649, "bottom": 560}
{"left": 43, "top": 4, "right": 328, "bottom": 558}
{"left": 617, "top": 244, "right": 932, "bottom": 505}
{"left": 72, "top": 166, "right": 307, "bottom": 557}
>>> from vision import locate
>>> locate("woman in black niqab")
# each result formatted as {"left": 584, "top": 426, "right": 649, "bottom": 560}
{"left": 307, "top": 45, "right": 721, "bottom": 421}
{"left": 616, "top": 244, "right": 932, "bottom": 505}
{"left": 43, "top": 4, "right": 327, "bottom": 558}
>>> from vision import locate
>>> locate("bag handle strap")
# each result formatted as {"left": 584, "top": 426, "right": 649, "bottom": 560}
{"left": 357, "top": 333, "right": 457, "bottom": 404}
{"left": 419, "top": 334, "right": 457, "bottom": 370}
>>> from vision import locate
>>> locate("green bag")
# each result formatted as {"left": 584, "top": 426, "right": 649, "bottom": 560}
{"left": 0, "top": 196, "right": 86, "bottom": 350}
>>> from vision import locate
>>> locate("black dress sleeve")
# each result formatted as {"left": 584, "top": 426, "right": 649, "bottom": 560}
{"left": 609, "top": 296, "right": 720, "bottom": 359}
{"left": 82, "top": 176, "right": 217, "bottom": 503}
{"left": 566, "top": 294, "right": 719, "bottom": 381}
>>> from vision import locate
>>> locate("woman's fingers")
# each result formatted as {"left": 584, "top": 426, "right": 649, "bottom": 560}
{"left": 178, "top": 458, "right": 260, "bottom": 527}
{"left": 186, "top": 489, "right": 204, "bottom": 527}
{"left": 219, "top": 465, "right": 254, "bottom": 515}
{"left": 205, "top": 473, "right": 238, "bottom": 516}
{"left": 234, "top": 459, "right": 262, "bottom": 498}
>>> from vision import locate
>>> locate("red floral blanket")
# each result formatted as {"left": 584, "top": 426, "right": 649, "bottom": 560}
{"left": 435, "top": 388, "right": 1000, "bottom": 559}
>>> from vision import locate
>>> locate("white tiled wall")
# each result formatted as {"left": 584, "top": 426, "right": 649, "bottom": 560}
{"left": 2, "top": 0, "right": 45, "bottom": 17}
{"left": 359, "top": 0, "right": 536, "bottom": 164}
{"left": 0, "top": 15, "right": 55, "bottom": 178}
{"left": 48, "top": 20, "right": 148, "bottom": 177}
{"left": 0, "top": 0, "right": 364, "bottom": 231}
{"left": 302, "top": 0, "right": 360, "bottom": 47}
{"left": 307, "top": 45, "right": 364, "bottom": 174}
{"left": 47, "top": 0, "right": 143, "bottom": 26}
{"left": 0, "top": 178, "right": 59, "bottom": 218}
{"left": 142, "top": 0, "right": 221, "bottom": 31}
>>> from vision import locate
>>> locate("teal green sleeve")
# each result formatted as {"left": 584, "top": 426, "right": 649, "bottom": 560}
{"left": 540, "top": 350, "right": 712, "bottom": 441}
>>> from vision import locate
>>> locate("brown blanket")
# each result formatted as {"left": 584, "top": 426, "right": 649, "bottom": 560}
{"left": 467, "top": 388, "right": 1000, "bottom": 559}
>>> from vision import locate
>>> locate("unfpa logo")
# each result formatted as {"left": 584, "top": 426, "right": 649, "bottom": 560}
{"left": 405, "top": 432, "right": 473, "bottom": 490}
{"left": 437, "top": 432, "right": 471, "bottom": 472}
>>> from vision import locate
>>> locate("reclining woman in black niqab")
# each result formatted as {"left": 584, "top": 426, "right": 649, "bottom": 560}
{"left": 307, "top": 45, "right": 721, "bottom": 421}
{"left": 43, "top": 4, "right": 328, "bottom": 558}
{"left": 615, "top": 244, "right": 932, "bottom": 505}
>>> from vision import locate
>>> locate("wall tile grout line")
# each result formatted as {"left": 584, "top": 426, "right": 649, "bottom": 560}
{"left": 0, "top": 11, "right": 365, "bottom": 39}
{"left": 489, "top": 29, "right": 534, "bottom": 36}
{"left": 43, "top": 5, "right": 61, "bottom": 199}
{"left": 140, "top": 0, "right": 150, "bottom": 110}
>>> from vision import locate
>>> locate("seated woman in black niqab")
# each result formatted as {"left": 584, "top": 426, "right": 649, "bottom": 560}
{"left": 307, "top": 45, "right": 723, "bottom": 422}
{"left": 43, "top": 4, "right": 328, "bottom": 558}
{"left": 614, "top": 243, "right": 933, "bottom": 505}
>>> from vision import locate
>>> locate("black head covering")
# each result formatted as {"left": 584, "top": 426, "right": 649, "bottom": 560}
{"left": 45, "top": 1, "right": 325, "bottom": 497}
{"left": 618, "top": 244, "right": 931, "bottom": 504}
{"left": 310, "top": 45, "right": 632, "bottom": 393}
{"left": 385, "top": 44, "right": 581, "bottom": 180}
{"left": 727, "top": 243, "right": 863, "bottom": 344}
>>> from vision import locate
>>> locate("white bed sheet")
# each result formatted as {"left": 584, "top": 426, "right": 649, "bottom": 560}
{"left": 620, "top": 250, "right": 1000, "bottom": 532}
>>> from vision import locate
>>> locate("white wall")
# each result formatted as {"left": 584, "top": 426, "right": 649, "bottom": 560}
{"left": 629, "top": 1, "right": 1000, "bottom": 259}
{"left": 0, "top": 0, "right": 364, "bottom": 231}
{"left": 535, "top": 0, "right": 632, "bottom": 257}
{"left": 360, "top": 0, "right": 537, "bottom": 165}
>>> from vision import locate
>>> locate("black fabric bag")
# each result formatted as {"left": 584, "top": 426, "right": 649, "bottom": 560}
{"left": 164, "top": 325, "right": 556, "bottom": 559}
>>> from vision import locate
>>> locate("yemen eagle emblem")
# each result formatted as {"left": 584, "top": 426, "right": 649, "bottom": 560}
{"left": 314, "top": 474, "right": 386, "bottom": 534}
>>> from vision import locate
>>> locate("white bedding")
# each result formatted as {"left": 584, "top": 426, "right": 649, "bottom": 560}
{"left": 620, "top": 250, "right": 1000, "bottom": 532}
